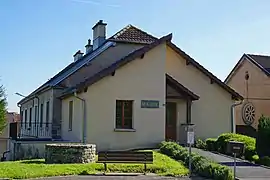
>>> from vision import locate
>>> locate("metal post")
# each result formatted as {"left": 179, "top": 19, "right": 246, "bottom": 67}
{"left": 189, "top": 142, "right": 192, "bottom": 177}
{"left": 234, "top": 153, "right": 236, "bottom": 180}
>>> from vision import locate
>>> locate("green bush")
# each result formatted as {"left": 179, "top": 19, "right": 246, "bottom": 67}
{"left": 258, "top": 156, "right": 270, "bottom": 166}
{"left": 205, "top": 138, "right": 217, "bottom": 151}
{"left": 195, "top": 139, "right": 207, "bottom": 150}
{"left": 215, "top": 133, "right": 256, "bottom": 160}
{"left": 159, "top": 141, "right": 233, "bottom": 180}
{"left": 257, "top": 115, "right": 270, "bottom": 157}
{"left": 252, "top": 155, "right": 259, "bottom": 164}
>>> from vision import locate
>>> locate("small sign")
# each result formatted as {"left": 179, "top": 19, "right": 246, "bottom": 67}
{"left": 141, "top": 100, "right": 159, "bottom": 108}
{"left": 187, "top": 131, "right": 194, "bottom": 144}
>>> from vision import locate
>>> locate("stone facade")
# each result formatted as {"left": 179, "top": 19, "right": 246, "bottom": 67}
{"left": 45, "top": 143, "right": 96, "bottom": 164}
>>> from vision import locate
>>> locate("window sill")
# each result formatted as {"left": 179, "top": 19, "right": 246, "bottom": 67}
{"left": 114, "top": 128, "right": 136, "bottom": 132}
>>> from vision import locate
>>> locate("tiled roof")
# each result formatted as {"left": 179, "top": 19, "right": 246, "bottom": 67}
{"left": 109, "top": 25, "right": 157, "bottom": 44}
{"left": 247, "top": 54, "right": 270, "bottom": 74}
{"left": 225, "top": 54, "right": 270, "bottom": 83}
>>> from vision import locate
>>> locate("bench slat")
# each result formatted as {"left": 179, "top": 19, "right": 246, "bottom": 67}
{"left": 97, "top": 151, "right": 153, "bottom": 164}
{"left": 96, "top": 161, "right": 153, "bottom": 164}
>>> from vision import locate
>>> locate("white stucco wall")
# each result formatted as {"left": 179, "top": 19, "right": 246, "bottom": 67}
{"left": 19, "top": 89, "right": 54, "bottom": 137}
{"left": 166, "top": 46, "right": 235, "bottom": 139}
{"left": 62, "top": 43, "right": 167, "bottom": 151}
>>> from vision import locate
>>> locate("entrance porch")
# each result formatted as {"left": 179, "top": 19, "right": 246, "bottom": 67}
{"left": 165, "top": 74, "right": 199, "bottom": 144}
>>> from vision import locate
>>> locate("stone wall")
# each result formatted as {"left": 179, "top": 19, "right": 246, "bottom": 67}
{"left": 9, "top": 140, "right": 68, "bottom": 161}
{"left": 45, "top": 143, "right": 96, "bottom": 164}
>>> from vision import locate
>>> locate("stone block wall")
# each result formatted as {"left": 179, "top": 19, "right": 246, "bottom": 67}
{"left": 45, "top": 143, "right": 96, "bottom": 164}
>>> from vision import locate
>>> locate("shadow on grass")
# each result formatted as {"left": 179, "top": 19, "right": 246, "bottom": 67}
{"left": 20, "top": 160, "right": 45, "bottom": 164}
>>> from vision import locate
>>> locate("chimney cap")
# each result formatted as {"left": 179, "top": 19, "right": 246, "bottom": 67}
{"left": 92, "top": 20, "right": 107, "bottom": 30}
{"left": 73, "top": 50, "right": 83, "bottom": 57}
{"left": 85, "top": 39, "right": 92, "bottom": 47}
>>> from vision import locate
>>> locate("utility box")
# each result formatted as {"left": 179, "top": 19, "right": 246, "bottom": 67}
{"left": 227, "top": 141, "right": 245, "bottom": 155}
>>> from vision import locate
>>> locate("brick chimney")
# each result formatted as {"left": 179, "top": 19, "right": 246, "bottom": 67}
{"left": 73, "top": 50, "right": 84, "bottom": 62}
{"left": 92, "top": 20, "right": 107, "bottom": 50}
{"left": 85, "top": 39, "right": 93, "bottom": 54}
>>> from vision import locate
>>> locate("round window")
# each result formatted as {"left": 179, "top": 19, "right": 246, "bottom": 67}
{"left": 242, "top": 102, "right": 255, "bottom": 125}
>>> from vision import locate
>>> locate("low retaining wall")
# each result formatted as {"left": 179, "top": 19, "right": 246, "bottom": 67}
{"left": 45, "top": 144, "right": 96, "bottom": 164}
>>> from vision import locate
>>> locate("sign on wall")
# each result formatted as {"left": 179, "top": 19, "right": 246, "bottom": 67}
{"left": 141, "top": 100, "right": 159, "bottom": 108}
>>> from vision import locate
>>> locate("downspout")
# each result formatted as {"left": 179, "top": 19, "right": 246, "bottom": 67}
{"left": 74, "top": 92, "right": 86, "bottom": 144}
{"left": 231, "top": 100, "right": 243, "bottom": 133}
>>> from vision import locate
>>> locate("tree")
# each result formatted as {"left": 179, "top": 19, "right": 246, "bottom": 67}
{"left": 256, "top": 115, "right": 270, "bottom": 157}
{"left": 0, "top": 84, "right": 7, "bottom": 134}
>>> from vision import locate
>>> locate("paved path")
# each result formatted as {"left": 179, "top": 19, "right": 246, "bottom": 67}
{"left": 192, "top": 148, "right": 270, "bottom": 180}
{"left": 25, "top": 175, "right": 209, "bottom": 180}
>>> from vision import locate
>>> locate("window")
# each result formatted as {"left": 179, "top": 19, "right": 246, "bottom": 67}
{"left": 68, "top": 101, "right": 73, "bottom": 131}
{"left": 24, "top": 109, "right": 27, "bottom": 128}
{"left": 115, "top": 100, "right": 133, "bottom": 129}
{"left": 46, "top": 101, "right": 50, "bottom": 127}
{"left": 34, "top": 106, "right": 38, "bottom": 126}
{"left": 20, "top": 111, "right": 23, "bottom": 127}
{"left": 40, "top": 103, "right": 43, "bottom": 127}
{"left": 29, "top": 107, "right": 32, "bottom": 127}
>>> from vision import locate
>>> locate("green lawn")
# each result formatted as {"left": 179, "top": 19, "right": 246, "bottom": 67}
{"left": 0, "top": 151, "right": 188, "bottom": 179}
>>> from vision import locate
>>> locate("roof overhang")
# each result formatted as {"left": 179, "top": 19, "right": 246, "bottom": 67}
{"left": 166, "top": 74, "right": 199, "bottom": 101}
{"left": 167, "top": 42, "right": 243, "bottom": 101}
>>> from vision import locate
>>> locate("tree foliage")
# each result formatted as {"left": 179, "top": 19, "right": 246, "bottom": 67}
{"left": 256, "top": 115, "right": 270, "bottom": 157}
{"left": 0, "top": 84, "right": 7, "bottom": 134}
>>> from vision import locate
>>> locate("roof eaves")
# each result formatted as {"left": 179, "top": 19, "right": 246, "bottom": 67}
{"left": 245, "top": 54, "right": 270, "bottom": 77}
{"left": 60, "top": 33, "right": 172, "bottom": 99}
{"left": 166, "top": 74, "right": 199, "bottom": 100}
{"left": 18, "top": 41, "right": 115, "bottom": 105}
{"left": 167, "top": 42, "right": 243, "bottom": 100}
{"left": 224, "top": 54, "right": 247, "bottom": 84}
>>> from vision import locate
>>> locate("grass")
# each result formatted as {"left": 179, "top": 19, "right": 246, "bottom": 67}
{"left": 0, "top": 151, "right": 188, "bottom": 179}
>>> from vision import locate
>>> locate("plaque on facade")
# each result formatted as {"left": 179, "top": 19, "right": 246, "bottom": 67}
{"left": 141, "top": 100, "right": 159, "bottom": 108}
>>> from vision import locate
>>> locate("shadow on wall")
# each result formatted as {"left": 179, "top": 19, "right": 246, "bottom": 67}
{"left": 236, "top": 125, "right": 257, "bottom": 138}
{"left": 14, "top": 143, "right": 42, "bottom": 160}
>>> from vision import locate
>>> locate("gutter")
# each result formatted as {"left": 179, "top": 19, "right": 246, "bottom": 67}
{"left": 73, "top": 92, "right": 87, "bottom": 144}
{"left": 231, "top": 100, "right": 243, "bottom": 133}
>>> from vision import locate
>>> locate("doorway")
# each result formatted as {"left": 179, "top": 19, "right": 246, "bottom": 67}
{"left": 165, "top": 102, "right": 177, "bottom": 141}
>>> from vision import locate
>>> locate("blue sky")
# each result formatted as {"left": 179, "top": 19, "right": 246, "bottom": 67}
{"left": 1, "top": 0, "right": 270, "bottom": 112}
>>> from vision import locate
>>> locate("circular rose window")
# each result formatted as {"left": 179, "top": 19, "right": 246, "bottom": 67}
{"left": 242, "top": 102, "right": 255, "bottom": 125}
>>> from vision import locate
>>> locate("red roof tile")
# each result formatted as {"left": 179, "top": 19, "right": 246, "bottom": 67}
{"left": 109, "top": 25, "right": 157, "bottom": 44}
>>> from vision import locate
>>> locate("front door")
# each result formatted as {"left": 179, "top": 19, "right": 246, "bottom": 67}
{"left": 165, "top": 102, "right": 177, "bottom": 141}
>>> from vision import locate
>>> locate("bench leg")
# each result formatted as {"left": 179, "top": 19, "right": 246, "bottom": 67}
{"left": 144, "top": 163, "right": 147, "bottom": 175}
{"left": 104, "top": 163, "right": 107, "bottom": 174}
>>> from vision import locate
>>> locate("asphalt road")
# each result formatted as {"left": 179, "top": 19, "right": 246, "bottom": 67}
{"left": 192, "top": 148, "right": 270, "bottom": 180}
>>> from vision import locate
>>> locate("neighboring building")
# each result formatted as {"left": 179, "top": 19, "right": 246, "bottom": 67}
{"left": 0, "top": 112, "right": 19, "bottom": 157}
{"left": 225, "top": 54, "right": 270, "bottom": 137}
{"left": 17, "top": 20, "right": 242, "bottom": 151}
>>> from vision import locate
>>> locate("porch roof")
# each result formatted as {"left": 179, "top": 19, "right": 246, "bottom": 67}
{"left": 166, "top": 74, "right": 199, "bottom": 101}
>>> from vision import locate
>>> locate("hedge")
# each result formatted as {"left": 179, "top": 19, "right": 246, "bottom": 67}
{"left": 159, "top": 141, "right": 233, "bottom": 180}
{"left": 205, "top": 138, "right": 217, "bottom": 151}
{"left": 257, "top": 115, "right": 270, "bottom": 157}
{"left": 215, "top": 133, "right": 256, "bottom": 161}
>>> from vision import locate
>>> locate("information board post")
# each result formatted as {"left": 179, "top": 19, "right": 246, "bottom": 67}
{"left": 183, "top": 123, "right": 195, "bottom": 177}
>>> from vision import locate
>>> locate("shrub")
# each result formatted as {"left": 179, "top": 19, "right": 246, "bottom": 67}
{"left": 258, "top": 156, "right": 270, "bottom": 166}
{"left": 215, "top": 133, "right": 256, "bottom": 160}
{"left": 257, "top": 115, "right": 270, "bottom": 157}
{"left": 195, "top": 139, "right": 206, "bottom": 150}
{"left": 205, "top": 138, "right": 217, "bottom": 151}
{"left": 159, "top": 141, "right": 233, "bottom": 180}
{"left": 252, "top": 155, "right": 259, "bottom": 164}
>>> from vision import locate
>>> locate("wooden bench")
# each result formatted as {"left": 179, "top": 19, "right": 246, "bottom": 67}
{"left": 97, "top": 151, "right": 153, "bottom": 174}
